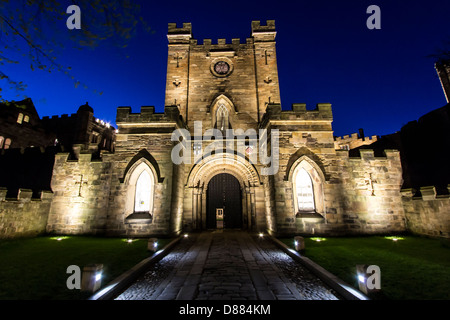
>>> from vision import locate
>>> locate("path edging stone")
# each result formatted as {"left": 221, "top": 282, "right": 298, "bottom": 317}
{"left": 88, "top": 235, "right": 183, "bottom": 300}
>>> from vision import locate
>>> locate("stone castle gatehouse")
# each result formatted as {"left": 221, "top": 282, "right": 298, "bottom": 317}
{"left": 5, "top": 21, "right": 449, "bottom": 239}
{"left": 44, "top": 21, "right": 406, "bottom": 237}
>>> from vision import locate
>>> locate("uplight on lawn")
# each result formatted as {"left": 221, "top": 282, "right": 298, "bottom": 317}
{"left": 259, "top": 232, "right": 264, "bottom": 238}
{"left": 50, "top": 236, "right": 69, "bottom": 241}
{"left": 385, "top": 236, "right": 404, "bottom": 242}
{"left": 310, "top": 237, "right": 327, "bottom": 242}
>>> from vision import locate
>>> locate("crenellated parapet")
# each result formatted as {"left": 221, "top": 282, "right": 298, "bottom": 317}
{"left": 0, "top": 187, "right": 53, "bottom": 238}
{"left": 401, "top": 185, "right": 450, "bottom": 200}
{"left": 0, "top": 188, "right": 53, "bottom": 202}
{"left": 402, "top": 184, "right": 450, "bottom": 238}
{"left": 338, "top": 148, "right": 401, "bottom": 160}
{"left": 116, "top": 105, "right": 181, "bottom": 125}
{"left": 42, "top": 113, "right": 77, "bottom": 121}
{"left": 167, "top": 22, "right": 192, "bottom": 44}
{"left": 261, "top": 103, "right": 333, "bottom": 127}
{"left": 251, "top": 20, "right": 276, "bottom": 42}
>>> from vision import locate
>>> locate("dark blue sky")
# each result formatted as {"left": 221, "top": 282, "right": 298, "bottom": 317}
{"left": 2, "top": 0, "right": 450, "bottom": 137}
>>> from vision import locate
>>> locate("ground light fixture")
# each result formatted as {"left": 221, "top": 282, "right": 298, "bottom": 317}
{"left": 384, "top": 236, "right": 404, "bottom": 241}
{"left": 294, "top": 236, "right": 305, "bottom": 251}
{"left": 258, "top": 232, "right": 264, "bottom": 238}
{"left": 81, "top": 264, "right": 104, "bottom": 293}
{"left": 356, "top": 264, "right": 381, "bottom": 295}
{"left": 50, "top": 236, "right": 69, "bottom": 241}
{"left": 310, "top": 237, "right": 327, "bottom": 242}
{"left": 148, "top": 238, "right": 158, "bottom": 253}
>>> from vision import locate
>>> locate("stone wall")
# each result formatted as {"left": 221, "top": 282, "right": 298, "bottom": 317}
{"left": 46, "top": 152, "right": 112, "bottom": 235}
{"left": 329, "top": 149, "right": 406, "bottom": 235}
{"left": 402, "top": 186, "right": 450, "bottom": 238}
{"left": 0, "top": 188, "right": 53, "bottom": 238}
{"left": 261, "top": 103, "right": 406, "bottom": 237}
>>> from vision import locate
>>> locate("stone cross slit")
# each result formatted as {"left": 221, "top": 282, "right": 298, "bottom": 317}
{"left": 262, "top": 49, "right": 271, "bottom": 65}
{"left": 75, "top": 174, "right": 88, "bottom": 197}
{"left": 174, "top": 52, "right": 182, "bottom": 68}
{"left": 365, "top": 173, "right": 377, "bottom": 196}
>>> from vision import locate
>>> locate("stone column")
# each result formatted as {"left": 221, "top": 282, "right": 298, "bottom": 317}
{"left": 192, "top": 186, "right": 203, "bottom": 231}
{"left": 197, "top": 186, "right": 203, "bottom": 231}
{"left": 245, "top": 185, "right": 252, "bottom": 230}
{"left": 201, "top": 191, "right": 207, "bottom": 230}
{"left": 192, "top": 188, "right": 197, "bottom": 231}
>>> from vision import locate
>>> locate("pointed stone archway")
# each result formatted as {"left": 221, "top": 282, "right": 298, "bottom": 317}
{"left": 207, "top": 173, "right": 242, "bottom": 229}
{"left": 184, "top": 152, "right": 264, "bottom": 232}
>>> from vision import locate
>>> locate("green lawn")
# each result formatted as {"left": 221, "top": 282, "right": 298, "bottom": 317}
{"left": 280, "top": 235, "right": 450, "bottom": 300}
{"left": 0, "top": 236, "right": 171, "bottom": 300}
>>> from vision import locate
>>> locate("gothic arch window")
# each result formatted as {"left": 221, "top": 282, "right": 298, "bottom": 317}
{"left": 295, "top": 168, "right": 315, "bottom": 212}
{"left": 289, "top": 157, "right": 325, "bottom": 217}
{"left": 216, "top": 104, "right": 229, "bottom": 133}
{"left": 0, "top": 136, "right": 4, "bottom": 149}
{"left": 134, "top": 170, "right": 152, "bottom": 212}
{"left": 124, "top": 159, "right": 157, "bottom": 219}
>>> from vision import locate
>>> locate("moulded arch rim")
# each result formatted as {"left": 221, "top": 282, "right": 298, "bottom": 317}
{"left": 123, "top": 157, "right": 159, "bottom": 186}
{"left": 287, "top": 155, "right": 326, "bottom": 183}
{"left": 186, "top": 152, "right": 261, "bottom": 189}
{"left": 209, "top": 94, "right": 238, "bottom": 114}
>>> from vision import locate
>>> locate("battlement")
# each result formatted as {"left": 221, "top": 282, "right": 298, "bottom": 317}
{"left": 0, "top": 144, "right": 60, "bottom": 156}
{"left": 401, "top": 185, "right": 450, "bottom": 200}
{"left": 167, "top": 22, "right": 192, "bottom": 44}
{"left": 263, "top": 103, "right": 333, "bottom": 121}
{"left": 189, "top": 37, "right": 253, "bottom": 48}
{"left": 337, "top": 148, "right": 400, "bottom": 160}
{"left": 116, "top": 105, "right": 181, "bottom": 124}
{"left": 42, "top": 113, "right": 77, "bottom": 121}
{"left": 251, "top": 20, "right": 276, "bottom": 33}
{"left": 0, "top": 187, "right": 53, "bottom": 202}
{"left": 334, "top": 130, "right": 378, "bottom": 150}
{"left": 252, "top": 20, "right": 276, "bottom": 41}
{"left": 168, "top": 22, "right": 192, "bottom": 34}
{"left": 168, "top": 21, "right": 276, "bottom": 45}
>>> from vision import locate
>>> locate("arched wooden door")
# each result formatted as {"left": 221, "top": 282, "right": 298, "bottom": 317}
{"left": 207, "top": 173, "right": 242, "bottom": 229}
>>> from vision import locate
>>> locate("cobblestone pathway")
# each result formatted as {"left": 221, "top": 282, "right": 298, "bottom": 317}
{"left": 116, "top": 230, "right": 338, "bottom": 300}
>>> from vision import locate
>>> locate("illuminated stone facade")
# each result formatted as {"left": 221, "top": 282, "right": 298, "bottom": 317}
{"left": 41, "top": 21, "right": 408, "bottom": 237}
{"left": 12, "top": 21, "right": 450, "bottom": 239}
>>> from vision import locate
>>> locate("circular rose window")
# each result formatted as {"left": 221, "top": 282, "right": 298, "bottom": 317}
{"left": 211, "top": 59, "right": 233, "bottom": 77}
{"left": 214, "top": 61, "right": 230, "bottom": 75}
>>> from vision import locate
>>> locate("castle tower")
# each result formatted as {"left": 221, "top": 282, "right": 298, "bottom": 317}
{"left": 164, "top": 20, "right": 281, "bottom": 134}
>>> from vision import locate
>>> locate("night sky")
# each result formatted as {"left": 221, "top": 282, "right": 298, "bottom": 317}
{"left": 1, "top": 0, "right": 450, "bottom": 137}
